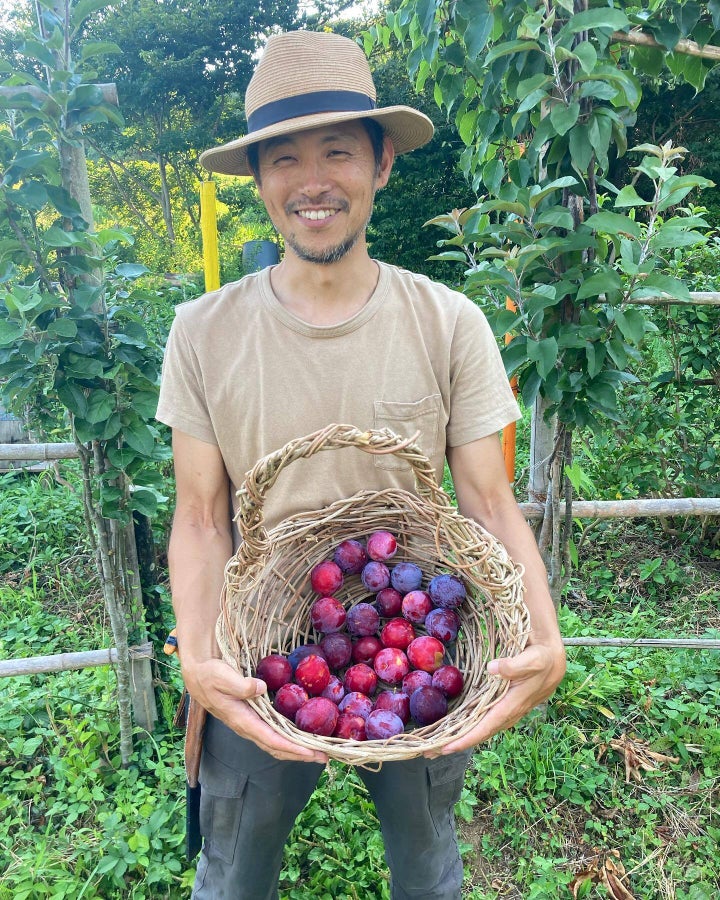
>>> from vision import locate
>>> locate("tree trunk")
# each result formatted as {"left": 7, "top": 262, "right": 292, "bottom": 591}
{"left": 157, "top": 154, "right": 176, "bottom": 244}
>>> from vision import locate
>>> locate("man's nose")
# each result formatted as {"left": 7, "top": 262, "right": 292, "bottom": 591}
{"left": 298, "top": 158, "right": 333, "bottom": 195}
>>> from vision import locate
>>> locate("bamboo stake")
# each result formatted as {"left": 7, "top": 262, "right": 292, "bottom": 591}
{"left": 613, "top": 29, "right": 720, "bottom": 62}
{"left": 626, "top": 292, "right": 720, "bottom": 307}
{"left": 0, "top": 643, "right": 154, "bottom": 678}
{"left": 563, "top": 637, "right": 720, "bottom": 650}
{"left": 0, "top": 442, "right": 78, "bottom": 460}
{"left": 519, "top": 497, "right": 720, "bottom": 520}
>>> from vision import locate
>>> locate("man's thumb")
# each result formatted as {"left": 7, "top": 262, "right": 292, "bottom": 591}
{"left": 486, "top": 657, "right": 512, "bottom": 678}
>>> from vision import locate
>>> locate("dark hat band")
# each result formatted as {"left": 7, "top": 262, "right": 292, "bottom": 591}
{"left": 247, "top": 89, "right": 377, "bottom": 134}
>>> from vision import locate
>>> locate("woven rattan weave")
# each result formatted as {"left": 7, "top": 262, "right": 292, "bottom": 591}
{"left": 218, "top": 424, "right": 530, "bottom": 765}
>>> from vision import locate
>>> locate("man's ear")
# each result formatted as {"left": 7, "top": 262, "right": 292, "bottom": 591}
{"left": 376, "top": 136, "right": 395, "bottom": 189}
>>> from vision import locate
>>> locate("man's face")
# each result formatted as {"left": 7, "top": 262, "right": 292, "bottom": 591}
{"left": 254, "top": 121, "right": 393, "bottom": 266}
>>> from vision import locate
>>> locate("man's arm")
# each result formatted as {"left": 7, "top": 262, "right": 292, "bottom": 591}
{"left": 168, "top": 428, "right": 327, "bottom": 763}
{"left": 436, "top": 432, "right": 566, "bottom": 755}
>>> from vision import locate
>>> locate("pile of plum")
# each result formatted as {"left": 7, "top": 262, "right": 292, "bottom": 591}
{"left": 254, "top": 530, "right": 467, "bottom": 740}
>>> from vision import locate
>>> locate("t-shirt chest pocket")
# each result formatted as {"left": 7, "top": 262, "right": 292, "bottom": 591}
{"left": 373, "top": 394, "right": 443, "bottom": 471}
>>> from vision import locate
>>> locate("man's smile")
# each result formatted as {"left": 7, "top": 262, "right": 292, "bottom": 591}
{"left": 296, "top": 208, "right": 339, "bottom": 221}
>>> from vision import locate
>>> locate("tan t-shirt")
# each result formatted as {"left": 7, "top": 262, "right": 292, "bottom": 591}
{"left": 156, "top": 261, "right": 520, "bottom": 534}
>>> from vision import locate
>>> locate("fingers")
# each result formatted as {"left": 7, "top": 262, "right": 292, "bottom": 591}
{"left": 486, "top": 647, "right": 547, "bottom": 680}
{"left": 184, "top": 659, "right": 327, "bottom": 764}
{"left": 229, "top": 700, "right": 328, "bottom": 764}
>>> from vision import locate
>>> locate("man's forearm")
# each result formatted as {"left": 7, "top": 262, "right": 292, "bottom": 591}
{"left": 474, "top": 499, "right": 563, "bottom": 649}
{"left": 168, "top": 516, "right": 233, "bottom": 667}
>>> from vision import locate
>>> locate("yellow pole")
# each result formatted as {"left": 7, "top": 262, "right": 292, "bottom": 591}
{"left": 200, "top": 181, "right": 220, "bottom": 292}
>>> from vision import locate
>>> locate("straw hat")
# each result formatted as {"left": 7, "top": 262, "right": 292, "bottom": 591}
{"left": 199, "top": 31, "right": 434, "bottom": 176}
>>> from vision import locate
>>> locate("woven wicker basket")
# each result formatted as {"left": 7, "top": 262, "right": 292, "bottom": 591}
{"left": 217, "top": 424, "right": 530, "bottom": 765}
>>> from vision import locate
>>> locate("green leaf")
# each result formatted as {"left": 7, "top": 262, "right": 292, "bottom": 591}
{"left": 614, "top": 185, "right": 646, "bottom": 207}
{"left": 457, "top": 108, "right": 478, "bottom": 146}
{"left": 13, "top": 181, "right": 48, "bottom": 211}
{"left": 463, "top": 0, "right": 493, "bottom": 59}
{"left": 651, "top": 18, "right": 681, "bottom": 50}
{"left": 584, "top": 340, "right": 606, "bottom": 378}
{"left": 676, "top": 54, "right": 711, "bottom": 93}
{"left": 628, "top": 45, "right": 665, "bottom": 77}
{"left": 46, "top": 185, "right": 83, "bottom": 220}
{"left": 528, "top": 177, "right": 578, "bottom": 209}
{"left": 80, "top": 41, "right": 122, "bottom": 61}
{"left": 533, "top": 207, "right": 574, "bottom": 231}
{"left": 584, "top": 211, "right": 641, "bottom": 239}
{"left": 568, "top": 125, "right": 594, "bottom": 174}
{"left": 43, "top": 226, "right": 88, "bottom": 248}
{"left": 123, "top": 420, "right": 155, "bottom": 457}
{"left": 565, "top": 8, "right": 630, "bottom": 33}
{"left": 47, "top": 318, "right": 77, "bottom": 338}
{"left": 710, "top": 0, "right": 720, "bottom": 30}
{"left": 129, "top": 391, "right": 159, "bottom": 419}
{"left": 520, "top": 367, "right": 542, "bottom": 407}
{"left": 516, "top": 73, "right": 553, "bottom": 101}
{"left": 614, "top": 308, "right": 646, "bottom": 344}
{"left": 483, "top": 40, "right": 542, "bottom": 66}
{"left": 67, "top": 84, "right": 104, "bottom": 110}
{"left": 501, "top": 336, "right": 529, "bottom": 376}
{"left": 57, "top": 382, "right": 88, "bottom": 418}
{"left": 576, "top": 269, "right": 623, "bottom": 301}
{"left": 115, "top": 263, "right": 149, "bottom": 278}
{"left": 129, "top": 489, "right": 158, "bottom": 517}
{"left": 606, "top": 335, "right": 628, "bottom": 369}
{"left": 675, "top": 1, "right": 702, "bottom": 37}
{"left": 573, "top": 41, "right": 597, "bottom": 74}
{"left": 71, "top": 0, "right": 113, "bottom": 28}
{"left": 106, "top": 445, "right": 138, "bottom": 468}
{"left": 527, "top": 336, "right": 558, "bottom": 378}
{"left": 0, "top": 320, "right": 25, "bottom": 346}
{"left": 516, "top": 88, "right": 549, "bottom": 115}
{"left": 85, "top": 389, "right": 116, "bottom": 424}
{"left": 482, "top": 158, "right": 504, "bottom": 194}
{"left": 19, "top": 39, "right": 56, "bottom": 69}
{"left": 550, "top": 101, "right": 580, "bottom": 136}
{"left": 630, "top": 274, "right": 691, "bottom": 302}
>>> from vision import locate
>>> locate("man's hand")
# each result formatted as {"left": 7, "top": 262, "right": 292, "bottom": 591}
{"left": 184, "top": 657, "right": 328, "bottom": 764}
{"left": 428, "top": 638, "right": 566, "bottom": 757}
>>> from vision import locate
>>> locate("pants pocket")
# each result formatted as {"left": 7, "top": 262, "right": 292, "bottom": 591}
{"left": 426, "top": 751, "right": 472, "bottom": 837}
{"left": 198, "top": 750, "right": 249, "bottom": 866}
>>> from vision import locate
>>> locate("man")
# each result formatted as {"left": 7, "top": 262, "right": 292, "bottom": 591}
{"left": 156, "top": 30, "right": 566, "bottom": 900}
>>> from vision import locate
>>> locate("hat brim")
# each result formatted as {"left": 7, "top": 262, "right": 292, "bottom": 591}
{"left": 199, "top": 106, "right": 434, "bottom": 176}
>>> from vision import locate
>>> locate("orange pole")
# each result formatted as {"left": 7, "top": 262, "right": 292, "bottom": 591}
{"left": 502, "top": 298, "right": 518, "bottom": 484}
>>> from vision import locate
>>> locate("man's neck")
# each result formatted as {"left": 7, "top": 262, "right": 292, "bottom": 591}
{"left": 269, "top": 249, "right": 380, "bottom": 327}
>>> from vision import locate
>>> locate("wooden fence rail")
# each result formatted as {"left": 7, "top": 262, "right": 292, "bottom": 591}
{"left": 3, "top": 444, "right": 719, "bottom": 520}
{"left": 0, "top": 642, "right": 154, "bottom": 678}
{"left": 1, "top": 636, "right": 716, "bottom": 680}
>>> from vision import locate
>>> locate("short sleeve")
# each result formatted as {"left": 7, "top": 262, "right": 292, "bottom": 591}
{"left": 156, "top": 313, "right": 219, "bottom": 444}
{"left": 446, "top": 300, "right": 521, "bottom": 447}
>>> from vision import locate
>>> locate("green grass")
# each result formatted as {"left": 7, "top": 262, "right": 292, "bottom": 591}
{"left": 1, "top": 470, "right": 718, "bottom": 898}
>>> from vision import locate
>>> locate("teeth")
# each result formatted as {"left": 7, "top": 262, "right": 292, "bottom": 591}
{"left": 298, "top": 209, "right": 336, "bottom": 220}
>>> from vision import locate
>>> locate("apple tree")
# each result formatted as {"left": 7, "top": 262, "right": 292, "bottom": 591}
{"left": 366, "top": 0, "right": 718, "bottom": 600}
{"left": 0, "top": 0, "right": 172, "bottom": 762}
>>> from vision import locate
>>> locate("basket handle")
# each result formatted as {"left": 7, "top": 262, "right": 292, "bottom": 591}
{"left": 235, "top": 423, "right": 452, "bottom": 556}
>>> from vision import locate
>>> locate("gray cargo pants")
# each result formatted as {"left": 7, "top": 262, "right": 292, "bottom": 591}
{"left": 192, "top": 715, "right": 472, "bottom": 899}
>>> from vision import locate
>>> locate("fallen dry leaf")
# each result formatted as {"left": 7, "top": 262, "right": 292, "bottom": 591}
{"left": 570, "top": 850, "right": 637, "bottom": 900}
{"left": 597, "top": 733, "right": 680, "bottom": 783}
